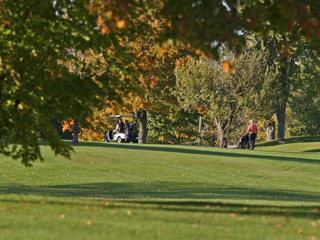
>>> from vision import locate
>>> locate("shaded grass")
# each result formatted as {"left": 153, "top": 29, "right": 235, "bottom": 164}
{"left": 256, "top": 136, "right": 320, "bottom": 153}
{"left": 257, "top": 135, "right": 320, "bottom": 146}
{"left": 1, "top": 140, "right": 320, "bottom": 239}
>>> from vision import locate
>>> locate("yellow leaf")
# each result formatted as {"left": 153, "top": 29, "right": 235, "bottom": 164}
{"left": 116, "top": 20, "right": 126, "bottom": 29}
{"left": 87, "top": 220, "right": 92, "bottom": 225}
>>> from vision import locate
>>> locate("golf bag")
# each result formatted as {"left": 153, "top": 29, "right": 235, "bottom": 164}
{"left": 237, "top": 133, "right": 250, "bottom": 149}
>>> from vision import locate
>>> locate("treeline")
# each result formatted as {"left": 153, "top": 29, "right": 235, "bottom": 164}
{"left": 2, "top": 0, "right": 320, "bottom": 165}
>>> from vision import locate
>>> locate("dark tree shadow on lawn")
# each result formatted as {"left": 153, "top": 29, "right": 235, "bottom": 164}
{"left": 63, "top": 141, "right": 320, "bottom": 165}
{"left": 305, "top": 149, "right": 320, "bottom": 153}
{"left": 1, "top": 181, "right": 320, "bottom": 219}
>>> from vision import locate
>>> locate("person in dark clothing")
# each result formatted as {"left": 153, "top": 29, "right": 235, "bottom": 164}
{"left": 116, "top": 119, "right": 124, "bottom": 133}
{"left": 124, "top": 119, "right": 130, "bottom": 136}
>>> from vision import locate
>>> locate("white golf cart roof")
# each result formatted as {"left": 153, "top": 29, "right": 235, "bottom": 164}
{"left": 109, "top": 114, "right": 136, "bottom": 118}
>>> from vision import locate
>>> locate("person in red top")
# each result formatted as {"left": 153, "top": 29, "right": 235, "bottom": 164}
{"left": 247, "top": 120, "right": 258, "bottom": 150}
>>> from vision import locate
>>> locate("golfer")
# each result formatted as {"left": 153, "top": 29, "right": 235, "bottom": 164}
{"left": 247, "top": 120, "right": 258, "bottom": 150}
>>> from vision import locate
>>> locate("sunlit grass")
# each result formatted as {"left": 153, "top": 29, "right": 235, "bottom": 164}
{"left": 1, "top": 138, "right": 320, "bottom": 239}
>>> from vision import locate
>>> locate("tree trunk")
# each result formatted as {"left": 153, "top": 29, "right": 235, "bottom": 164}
{"left": 215, "top": 118, "right": 226, "bottom": 147}
{"left": 266, "top": 121, "right": 275, "bottom": 141}
{"left": 198, "top": 116, "right": 202, "bottom": 145}
{"left": 136, "top": 109, "right": 148, "bottom": 144}
{"left": 276, "top": 102, "right": 286, "bottom": 142}
{"left": 72, "top": 118, "right": 79, "bottom": 144}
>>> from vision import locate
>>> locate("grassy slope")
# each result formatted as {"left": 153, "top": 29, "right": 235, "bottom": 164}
{"left": 1, "top": 138, "right": 320, "bottom": 240}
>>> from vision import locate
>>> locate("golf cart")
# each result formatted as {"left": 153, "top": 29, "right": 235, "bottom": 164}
{"left": 105, "top": 115, "right": 139, "bottom": 143}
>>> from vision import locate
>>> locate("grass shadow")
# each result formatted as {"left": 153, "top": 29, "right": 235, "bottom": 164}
{"left": 1, "top": 182, "right": 320, "bottom": 219}
{"left": 257, "top": 136, "right": 320, "bottom": 147}
{"left": 66, "top": 141, "right": 320, "bottom": 165}
{"left": 1, "top": 182, "right": 320, "bottom": 203}
{"left": 305, "top": 149, "right": 320, "bottom": 153}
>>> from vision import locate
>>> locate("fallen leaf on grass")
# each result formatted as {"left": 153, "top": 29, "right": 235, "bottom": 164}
{"left": 87, "top": 220, "right": 92, "bottom": 225}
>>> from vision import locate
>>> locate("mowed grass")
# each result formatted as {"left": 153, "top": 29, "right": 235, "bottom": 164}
{"left": 1, "top": 138, "right": 320, "bottom": 240}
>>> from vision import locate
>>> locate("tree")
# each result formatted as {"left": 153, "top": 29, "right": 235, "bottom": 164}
{"left": 286, "top": 45, "right": 320, "bottom": 136}
{"left": 0, "top": 0, "right": 147, "bottom": 165}
{"left": 161, "top": 1, "right": 320, "bottom": 142}
{"left": 3, "top": 0, "right": 320, "bottom": 165}
{"left": 251, "top": 34, "right": 320, "bottom": 141}
{"left": 84, "top": 4, "right": 194, "bottom": 144}
{"left": 161, "top": 1, "right": 320, "bottom": 57}
{"left": 174, "top": 47, "right": 274, "bottom": 145}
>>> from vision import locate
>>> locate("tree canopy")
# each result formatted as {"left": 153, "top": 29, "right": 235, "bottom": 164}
{"left": 1, "top": 0, "right": 320, "bottom": 164}
{"left": 174, "top": 46, "right": 274, "bottom": 144}
{"left": 162, "top": 0, "right": 320, "bottom": 57}
{"left": 0, "top": 0, "right": 146, "bottom": 165}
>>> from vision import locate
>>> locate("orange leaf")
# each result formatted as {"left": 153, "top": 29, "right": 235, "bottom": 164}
{"left": 2, "top": 19, "right": 10, "bottom": 25}
{"left": 222, "top": 61, "right": 235, "bottom": 74}
{"left": 101, "top": 26, "right": 109, "bottom": 35}
{"left": 151, "top": 80, "right": 158, "bottom": 86}
{"left": 229, "top": 212, "right": 237, "bottom": 217}
{"left": 96, "top": 16, "right": 103, "bottom": 24}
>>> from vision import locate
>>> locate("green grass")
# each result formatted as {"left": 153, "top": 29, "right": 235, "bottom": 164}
{"left": 1, "top": 138, "right": 320, "bottom": 240}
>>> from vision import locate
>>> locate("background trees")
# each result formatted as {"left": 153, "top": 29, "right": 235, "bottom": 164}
{"left": 286, "top": 44, "right": 320, "bottom": 136}
{"left": 80, "top": 4, "right": 198, "bottom": 144}
{"left": 174, "top": 46, "right": 274, "bottom": 145}
{"left": 250, "top": 34, "right": 320, "bottom": 142}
